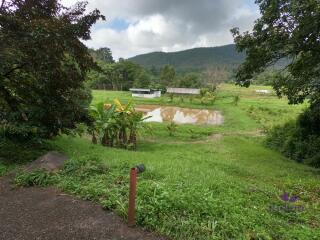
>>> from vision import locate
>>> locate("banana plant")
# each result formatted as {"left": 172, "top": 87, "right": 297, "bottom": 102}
{"left": 89, "top": 98, "right": 149, "bottom": 150}
{"left": 127, "top": 111, "right": 151, "bottom": 150}
{"left": 88, "top": 102, "right": 117, "bottom": 146}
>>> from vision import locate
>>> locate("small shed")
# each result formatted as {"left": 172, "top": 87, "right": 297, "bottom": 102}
{"left": 129, "top": 88, "right": 161, "bottom": 98}
{"left": 167, "top": 88, "right": 200, "bottom": 95}
{"left": 255, "top": 90, "right": 271, "bottom": 94}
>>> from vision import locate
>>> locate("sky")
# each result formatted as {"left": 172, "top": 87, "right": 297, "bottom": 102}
{"left": 61, "top": 0, "right": 260, "bottom": 60}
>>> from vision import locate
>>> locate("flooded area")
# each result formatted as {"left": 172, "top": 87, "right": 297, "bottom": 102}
{"left": 136, "top": 105, "right": 224, "bottom": 125}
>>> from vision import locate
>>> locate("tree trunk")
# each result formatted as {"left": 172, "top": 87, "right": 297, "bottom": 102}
{"left": 118, "top": 128, "right": 127, "bottom": 148}
{"left": 129, "top": 130, "right": 137, "bottom": 150}
{"left": 101, "top": 132, "right": 109, "bottom": 146}
{"left": 91, "top": 132, "right": 97, "bottom": 144}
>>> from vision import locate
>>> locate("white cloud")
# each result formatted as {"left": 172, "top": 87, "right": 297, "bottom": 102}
{"left": 61, "top": 0, "right": 260, "bottom": 59}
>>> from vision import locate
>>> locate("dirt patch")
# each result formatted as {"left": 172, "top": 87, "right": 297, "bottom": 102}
{"left": 25, "top": 151, "right": 68, "bottom": 172}
{"left": 0, "top": 176, "right": 166, "bottom": 240}
{"left": 209, "top": 133, "right": 224, "bottom": 141}
{"left": 141, "top": 130, "right": 265, "bottom": 145}
{"left": 222, "top": 130, "right": 266, "bottom": 137}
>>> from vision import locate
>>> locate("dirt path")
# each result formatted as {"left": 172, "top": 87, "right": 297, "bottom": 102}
{"left": 142, "top": 129, "right": 265, "bottom": 145}
{"left": 0, "top": 176, "right": 166, "bottom": 240}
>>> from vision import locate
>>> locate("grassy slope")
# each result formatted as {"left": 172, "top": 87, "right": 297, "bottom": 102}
{"left": 4, "top": 84, "right": 319, "bottom": 239}
{"left": 49, "top": 84, "right": 320, "bottom": 239}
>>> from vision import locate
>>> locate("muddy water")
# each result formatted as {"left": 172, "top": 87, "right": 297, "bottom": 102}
{"left": 136, "top": 105, "right": 224, "bottom": 125}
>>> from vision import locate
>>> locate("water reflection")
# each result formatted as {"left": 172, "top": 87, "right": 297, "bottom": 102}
{"left": 136, "top": 105, "right": 224, "bottom": 125}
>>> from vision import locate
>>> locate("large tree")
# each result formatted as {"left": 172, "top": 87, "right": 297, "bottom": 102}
{"left": 0, "top": 0, "right": 104, "bottom": 139}
{"left": 201, "top": 66, "right": 230, "bottom": 91}
{"left": 160, "top": 65, "right": 175, "bottom": 87}
{"left": 87, "top": 59, "right": 146, "bottom": 91}
{"left": 89, "top": 47, "right": 114, "bottom": 63}
{"left": 231, "top": 0, "right": 320, "bottom": 107}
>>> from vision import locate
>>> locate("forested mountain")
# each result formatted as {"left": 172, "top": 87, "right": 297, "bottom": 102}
{"left": 128, "top": 44, "right": 245, "bottom": 71}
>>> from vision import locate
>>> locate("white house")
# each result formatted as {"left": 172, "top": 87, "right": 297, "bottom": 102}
{"left": 129, "top": 88, "right": 161, "bottom": 98}
{"left": 166, "top": 88, "right": 200, "bottom": 95}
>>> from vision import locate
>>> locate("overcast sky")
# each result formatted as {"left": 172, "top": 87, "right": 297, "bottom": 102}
{"left": 61, "top": 0, "right": 260, "bottom": 60}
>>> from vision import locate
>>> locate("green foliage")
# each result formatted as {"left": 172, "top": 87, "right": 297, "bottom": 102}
{"left": 266, "top": 107, "right": 320, "bottom": 167}
{"left": 62, "top": 156, "right": 108, "bottom": 179}
{"left": 128, "top": 44, "right": 245, "bottom": 71}
{"left": 89, "top": 47, "right": 114, "bottom": 63}
{"left": 168, "top": 93, "right": 174, "bottom": 102}
{"left": 247, "top": 105, "right": 291, "bottom": 132}
{"left": 232, "top": 95, "right": 240, "bottom": 106}
{"left": 0, "top": 138, "right": 51, "bottom": 164}
{"left": 160, "top": 65, "right": 176, "bottom": 87}
{"left": 200, "top": 91, "right": 216, "bottom": 106}
{"left": 232, "top": 0, "right": 320, "bottom": 167}
{"left": 166, "top": 121, "right": 178, "bottom": 136}
{"left": 0, "top": 137, "right": 53, "bottom": 174}
{"left": 188, "top": 129, "right": 198, "bottom": 139}
{"left": 15, "top": 170, "right": 57, "bottom": 187}
{"left": 88, "top": 99, "right": 149, "bottom": 150}
{"left": 0, "top": 0, "right": 104, "bottom": 139}
{"left": 87, "top": 60, "right": 151, "bottom": 90}
{"left": 176, "top": 73, "right": 201, "bottom": 88}
{"left": 133, "top": 70, "right": 152, "bottom": 88}
{"left": 252, "top": 70, "right": 279, "bottom": 86}
{"left": 200, "top": 88, "right": 211, "bottom": 97}
{"left": 231, "top": 0, "right": 320, "bottom": 106}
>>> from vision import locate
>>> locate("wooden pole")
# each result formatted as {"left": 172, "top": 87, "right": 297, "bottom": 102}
{"left": 128, "top": 167, "right": 137, "bottom": 227}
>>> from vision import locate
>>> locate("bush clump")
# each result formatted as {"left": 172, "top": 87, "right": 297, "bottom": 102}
{"left": 88, "top": 99, "right": 149, "bottom": 150}
{"left": 266, "top": 107, "right": 320, "bottom": 167}
{"left": 15, "top": 170, "right": 57, "bottom": 187}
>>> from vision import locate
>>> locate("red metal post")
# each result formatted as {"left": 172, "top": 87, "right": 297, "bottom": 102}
{"left": 128, "top": 167, "right": 137, "bottom": 227}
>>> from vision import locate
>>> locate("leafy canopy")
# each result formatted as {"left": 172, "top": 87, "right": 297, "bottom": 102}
{"left": 160, "top": 65, "right": 176, "bottom": 87}
{"left": 231, "top": 0, "right": 320, "bottom": 106}
{"left": 89, "top": 47, "right": 114, "bottom": 63}
{"left": 0, "top": 0, "right": 104, "bottom": 138}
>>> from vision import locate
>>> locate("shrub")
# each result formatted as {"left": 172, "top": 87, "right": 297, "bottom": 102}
{"left": 266, "top": 107, "right": 320, "bottom": 167}
{"left": 0, "top": 139, "right": 51, "bottom": 164}
{"left": 200, "top": 91, "right": 216, "bottom": 106}
{"left": 232, "top": 95, "right": 240, "bottom": 106}
{"left": 167, "top": 122, "right": 178, "bottom": 136}
{"left": 15, "top": 170, "right": 57, "bottom": 187}
{"left": 88, "top": 99, "right": 149, "bottom": 150}
{"left": 168, "top": 93, "right": 174, "bottom": 102}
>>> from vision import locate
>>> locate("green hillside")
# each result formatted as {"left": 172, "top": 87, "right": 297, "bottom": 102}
{"left": 128, "top": 44, "right": 245, "bottom": 71}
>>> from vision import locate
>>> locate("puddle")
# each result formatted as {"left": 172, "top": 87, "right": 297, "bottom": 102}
{"left": 136, "top": 105, "right": 224, "bottom": 125}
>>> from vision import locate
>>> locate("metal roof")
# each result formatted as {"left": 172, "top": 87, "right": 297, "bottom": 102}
{"left": 166, "top": 88, "right": 200, "bottom": 94}
{"left": 129, "top": 88, "right": 152, "bottom": 92}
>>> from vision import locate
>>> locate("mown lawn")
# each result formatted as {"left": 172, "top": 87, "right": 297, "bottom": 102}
{"left": 4, "top": 84, "right": 320, "bottom": 239}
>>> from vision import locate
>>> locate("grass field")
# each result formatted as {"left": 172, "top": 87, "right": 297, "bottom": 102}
{"left": 3, "top": 84, "right": 320, "bottom": 239}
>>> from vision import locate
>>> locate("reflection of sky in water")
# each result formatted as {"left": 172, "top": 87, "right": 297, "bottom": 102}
{"left": 140, "top": 106, "right": 223, "bottom": 125}
{"left": 145, "top": 108, "right": 163, "bottom": 123}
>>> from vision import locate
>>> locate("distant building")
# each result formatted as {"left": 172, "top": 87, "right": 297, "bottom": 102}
{"left": 167, "top": 88, "right": 200, "bottom": 95}
{"left": 129, "top": 88, "right": 161, "bottom": 98}
{"left": 255, "top": 90, "right": 271, "bottom": 94}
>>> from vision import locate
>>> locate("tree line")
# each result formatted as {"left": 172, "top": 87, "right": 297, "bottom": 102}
{"left": 86, "top": 48, "right": 232, "bottom": 91}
